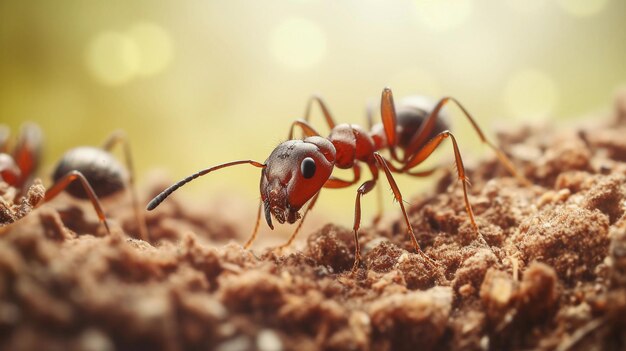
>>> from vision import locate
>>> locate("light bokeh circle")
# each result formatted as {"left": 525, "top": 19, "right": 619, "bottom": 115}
{"left": 86, "top": 31, "right": 140, "bottom": 86}
{"left": 504, "top": 69, "right": 559, "bottom": 120}
{"left": 414, "top": 0, "right": 473, "bottom": 31}
{"left": 556, "top": 0, "right": 610, "bottom": 17}
{"left": 127, "top": 22, "right": 174, "bottom": 77}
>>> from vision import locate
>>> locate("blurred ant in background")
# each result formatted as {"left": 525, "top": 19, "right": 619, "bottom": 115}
{"left": 148, "top": 87, "right": 527, "bottom": 270}
{"left": 44, "top": 131, "right": 149, "bottom": 240}
{"left": 0, "top": 123, "right": 42, "bottom": 193}
{"left": 1, "top": 125, "right": 148, "bottom": 240}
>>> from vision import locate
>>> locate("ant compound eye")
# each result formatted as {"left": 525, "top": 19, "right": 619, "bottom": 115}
{"left": 300, "top": 157, "right": 316, "bottom": 179}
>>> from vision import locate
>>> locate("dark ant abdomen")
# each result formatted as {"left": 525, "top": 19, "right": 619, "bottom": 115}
{"left": 395, "top": 105, "right": 448, "bottom": 150}
{"left": 52, "top": 147, "right": 126, "bottom": 199}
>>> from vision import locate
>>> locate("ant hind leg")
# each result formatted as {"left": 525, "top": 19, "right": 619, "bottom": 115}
{"left": 43, "top": 170, "right": 111, "bottom": 234}
{"left": 102, "top": 131, "right": 150, "bottom": 241}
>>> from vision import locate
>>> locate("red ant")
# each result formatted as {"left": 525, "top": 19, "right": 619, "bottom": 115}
{"left": 42, "top": 131, "right": 149, "bottom": 240}
{"left": 147, "top": 88, "right": 527, "bottom": 270}
{"left": 0, "top": 123, "right": 42, "bottom": 193}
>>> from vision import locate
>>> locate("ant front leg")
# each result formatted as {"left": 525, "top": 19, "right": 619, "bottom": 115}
{"left": 44, "top": 170, "right": 111, "bottom": 234}
{"left": 244, "top": 200, "right": 264, "bottom": 249}
{"left": 102, "top": 131, "right": 150, "bottom": 241}
{"left": 245, "top": 192, "right": 322, "bottom": 252}
{"left": 271, "top": 191, "right": 322, "bottom": 253}
{"left": 267, "top": 164, "right": 362, "bottom": 253}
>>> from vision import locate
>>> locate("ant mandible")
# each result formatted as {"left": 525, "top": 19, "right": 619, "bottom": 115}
{"left": 42, "top": 131, "right": 150, "bottom": 240}
{"left": 147, "top": 87, "right": 527, "bottom": 270}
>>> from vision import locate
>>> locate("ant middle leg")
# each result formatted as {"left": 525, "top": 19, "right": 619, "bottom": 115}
{"left": 373, "top": 153, "right": 435, "bottom": 263}
{"left": 43, "top": 170, "right": 111, "bottom": 234}
{"left": 101, "top": 131, "right": 149, "bottom": 241}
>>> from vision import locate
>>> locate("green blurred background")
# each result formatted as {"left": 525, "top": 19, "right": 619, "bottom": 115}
{"left": 1, "top": 0, "right": 625, "bottom": 228}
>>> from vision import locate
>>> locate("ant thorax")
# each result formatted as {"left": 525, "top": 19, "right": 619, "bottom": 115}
{"left": 328, "top": 124, "right": 376, "bottom": 168}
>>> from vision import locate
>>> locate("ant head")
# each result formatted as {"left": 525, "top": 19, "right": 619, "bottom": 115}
{"left": 260, "top": 136, "right": 336, "bottom": 228}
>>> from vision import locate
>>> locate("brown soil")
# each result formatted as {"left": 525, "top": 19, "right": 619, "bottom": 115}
{"left": 1, "top": 98, "right": 626, "bottom": 351}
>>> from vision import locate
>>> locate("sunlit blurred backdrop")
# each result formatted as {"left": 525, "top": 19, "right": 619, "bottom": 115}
{"left": 1, "top": 0, "right": 625, "bottom": 229}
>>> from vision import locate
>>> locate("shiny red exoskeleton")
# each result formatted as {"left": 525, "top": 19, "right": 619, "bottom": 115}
{"left": 147, "top": 87, "right": 527, "bottom": 270}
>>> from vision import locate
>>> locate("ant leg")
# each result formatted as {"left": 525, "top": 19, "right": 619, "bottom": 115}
{"left": 403, "top": 131, "right": 482, "bottom": 238}
{"left": 374, "top": 153, "right": 440, "bottom": 178}
{"left": 372, "top": 184, "right": 383, "bottom": 225}
{"left": 243, "top": 199, "right": 263, "bottom": 249}
{"left": 405, "top": 167, "right": 439, "bottom": 177}
{"left": 324, "top": 164, "right": 361, "bottom": 189}
{"left": 13, "top": 123, "right": 42, "bottom": 189}
{"left": 404, "top": 97, "right": 529, "bottom": 185}
{"left": 351, "top": 179, "right": 378, "bottom": 272}
{"left": 303, "top": 95, "right": 337, "bottom": 130}
{"left": 373, "top": 153, "right": 434, "bottom": 262}
{"left": 101, "top": 131, "right": 149, "bottom": 241}
{"left": 262, "top": 164, "right": 361, "bottom": 254}
{"left": 288, "top": 119, "right": 321, "bottom": 140}
{"left": 380, "top": 88, "right": 401, "bottom": 162}
{"left": 271, "top": 162, "right": 361, "bottom": 253}
{"left": 44, "top": 170, "right": 111, "bottom": 234}
{"left": 272, "top": 191, "right": 322, "bottom": 253}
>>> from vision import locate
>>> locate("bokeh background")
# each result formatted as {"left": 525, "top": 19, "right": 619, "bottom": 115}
{"left": 1, "top": 0, "right": 625, "bottom": 230}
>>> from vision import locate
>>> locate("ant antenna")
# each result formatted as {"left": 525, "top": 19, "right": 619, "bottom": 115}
{"left": 147, "top": 160, "right": 265, "bottom": 211}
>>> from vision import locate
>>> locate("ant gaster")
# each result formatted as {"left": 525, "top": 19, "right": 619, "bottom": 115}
{"left": 147, "top": 88, "right": 528, "bottom": 270}
{"left": 43, "top": 131, "right": 149, "bottom": 240}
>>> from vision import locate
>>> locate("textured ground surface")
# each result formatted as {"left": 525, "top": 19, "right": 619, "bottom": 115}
{"left": 1, "top": 100, "right": 626, "bottom": 351}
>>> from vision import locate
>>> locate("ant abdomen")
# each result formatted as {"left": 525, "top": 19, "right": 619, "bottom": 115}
{"left": 52, "top": 147, "right": 126, "bottom": 199}
{"left": 394, "top": 97, "right": 449, "bottom": 150}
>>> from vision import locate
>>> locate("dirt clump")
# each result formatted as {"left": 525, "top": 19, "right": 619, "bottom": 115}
{"left": 0, "top": 179, "right": 44, "bottom": 225}
{"left": 1, "top": 98, "right": 626, "bottom": 350}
